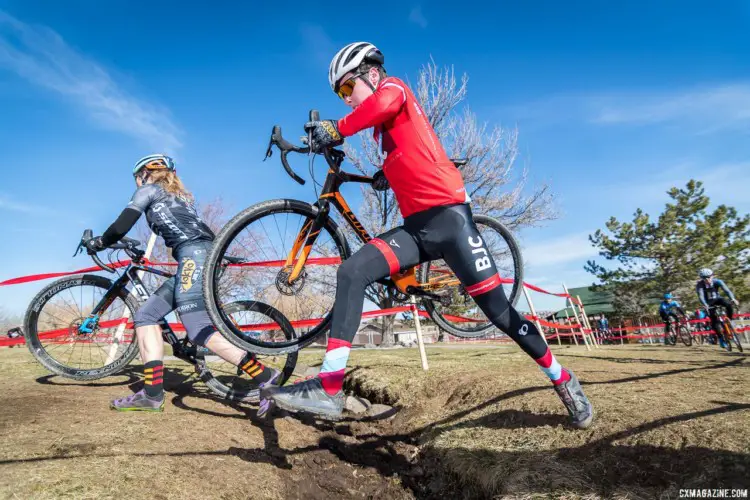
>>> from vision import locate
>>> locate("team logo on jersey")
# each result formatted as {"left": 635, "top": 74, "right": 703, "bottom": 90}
{"left": 180, "top": 258, "right": 197, "bottom": 292}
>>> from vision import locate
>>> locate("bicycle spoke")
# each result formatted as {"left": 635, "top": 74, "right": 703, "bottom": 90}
{"left": 274, "top": 213, "right": 290, "bottom": 263}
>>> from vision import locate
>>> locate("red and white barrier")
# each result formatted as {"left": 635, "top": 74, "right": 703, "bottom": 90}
{"left": 1, "top": 259, "right": 746, "bottom": 348}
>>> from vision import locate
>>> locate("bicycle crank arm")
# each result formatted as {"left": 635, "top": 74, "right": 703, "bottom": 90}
{"left": 405, "top": 286, "right": 452, "bottom": 306}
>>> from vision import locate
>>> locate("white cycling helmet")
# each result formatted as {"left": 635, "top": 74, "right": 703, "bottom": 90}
{"left": 133, "top": 154, "right": 176, "bottom": 177}
{"left": 698, "top": 268, "right": 713, "bottom": 278}
{"left": 328, "top": 42, "right": 384, "bottom": 92}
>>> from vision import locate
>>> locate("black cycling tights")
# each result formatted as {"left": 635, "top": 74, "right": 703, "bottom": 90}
{"left": 329, "top": 203, "right": 549, "bottom": 360}
{"left": 707, "top": 298, "right": 734, "bottom": 335}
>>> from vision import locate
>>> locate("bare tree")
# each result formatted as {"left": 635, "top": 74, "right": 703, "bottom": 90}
{"left": 0, "top": 307, "right": 22, "bottom": 333}
{"left": 342, "top": 60, "right": 557, "bottom": 345}
{"left": 133, "top": 198, "right": 233, "bottom": 293}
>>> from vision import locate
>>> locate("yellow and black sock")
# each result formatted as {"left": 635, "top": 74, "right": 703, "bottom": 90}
{"left": 143, "top": 360, "right": 164, "bottom": 398}
{"left": 239, "top": 353, "right": 273, "bottom": 384}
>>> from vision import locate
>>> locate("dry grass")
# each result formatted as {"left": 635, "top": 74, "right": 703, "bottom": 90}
{"left": 344, "top": 344, "right": 750, "bottom": 499}
{"left": 0, "top": 344, "right": 748, "bottom": 499}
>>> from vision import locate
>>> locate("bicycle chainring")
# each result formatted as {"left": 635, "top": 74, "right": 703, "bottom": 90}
{"left": 388, "top": 286, "right": 409, "bottom": 304}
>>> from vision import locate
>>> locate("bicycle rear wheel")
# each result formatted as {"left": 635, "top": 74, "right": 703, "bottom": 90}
{"left": 197, "top": 301, "right": 299, "bottom": 402}
{"left": 419, "top": 214, "right": 524, "bottom": 339}
{"left": 203, "top": 199, "right": 350, "bottom": 355}
{"left": 23, "top": 274, "right": 140, "bottom": 380}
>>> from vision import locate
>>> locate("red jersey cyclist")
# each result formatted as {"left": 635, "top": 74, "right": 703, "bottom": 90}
{"left": 261, "top": 42, "right": 594, "bottom": 429}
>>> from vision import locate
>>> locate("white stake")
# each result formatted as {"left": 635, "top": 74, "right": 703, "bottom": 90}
{"left": 410, "top": 295, "right": 429, "bottom": 371}
{"left": 106, "top": 232, "right": 158, "bottom": 365}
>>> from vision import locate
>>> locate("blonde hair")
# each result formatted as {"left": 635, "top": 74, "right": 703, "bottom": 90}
{"left": 148, "top": 169, "right": 193, "bottom": 201}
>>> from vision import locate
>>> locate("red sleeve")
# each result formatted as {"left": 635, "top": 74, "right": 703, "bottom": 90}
{"left": 338, "top": 78, "right": 407, "bottom": 137}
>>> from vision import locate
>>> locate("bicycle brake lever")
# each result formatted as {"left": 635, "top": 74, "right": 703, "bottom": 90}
{"left": 308, "top": 109, "right": 319, "bottom": 156}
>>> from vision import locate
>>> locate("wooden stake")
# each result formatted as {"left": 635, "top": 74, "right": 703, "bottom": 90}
{"left": 576, "top": 295, "right": 599, "bottom": 349}
{"left": 522, "top": 285, "right": 548, "bottom": 346}
{"left": 562, "top": 283, "right": 591, "bottom": 351}
{"left": 563, "top": 309, "right": 578, "bottom": 345}
{"left": 410, "top": 296, "right": 429, "bottom": 371}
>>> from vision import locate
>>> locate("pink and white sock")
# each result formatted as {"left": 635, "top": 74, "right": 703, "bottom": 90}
{"left": 318, "top": 338, "right": 351, "bottom": 395}
{"left": 535, "top": 348, "right": 571, "bottom": 386}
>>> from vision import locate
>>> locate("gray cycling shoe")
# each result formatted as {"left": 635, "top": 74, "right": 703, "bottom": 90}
{"left": 260, "top": 377, "right": 344, "bottom": 420}
{"left": 111, "top": 389, "right": 164, "bottom": 412}
{"left": 554, "top": 370, "right": 594, "bottom": 429}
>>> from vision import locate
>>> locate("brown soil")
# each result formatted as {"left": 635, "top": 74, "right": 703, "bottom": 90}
{"left": 1, "top": 344, "right": 748, "bottom": 499}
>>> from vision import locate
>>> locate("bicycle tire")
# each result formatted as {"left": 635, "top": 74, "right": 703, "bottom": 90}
{"left": 24, "top": 274, "right": 140, "bottom": 380}
{"left": 197, "top": 300, "right": 299, "bottom": 402}
{"left": 678, "top": 322, "right": 692, "bottom": 347}
{"left": 721, "top": 323, "right": 733, "bottom": 352}
{"left": 726, "top": 322, "right": 743, "bottom": 353}
{"left": 419, "top": 214, "right": 524, "bottom": 339}
{"left": 203, "top": 199, "right": 351, "bottom": 355}
{"left": 664, "top": 315, "right": 678, "bottom": 346}
{"left": 665, "top": 333, "right": 676, "bottom": 346}
{"left": 693, "top": 326, "right": 704, "bottom": 346}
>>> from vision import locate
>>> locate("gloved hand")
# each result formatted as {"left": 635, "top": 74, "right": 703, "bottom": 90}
{"left": 371, "top": 170, "right": 389, "bottom": 191}
{"left": 85, "top": 236, "right": 106, "bottom": 253}
{"left": 304, "top": 120, "right": 343, "bottom": 152}
{"left": 733, "top": 299, "right": 740, "bottom": 307}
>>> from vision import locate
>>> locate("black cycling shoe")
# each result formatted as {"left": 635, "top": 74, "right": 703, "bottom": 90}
{"left": 259, "top": 377, "right": 344, "bottom": 420}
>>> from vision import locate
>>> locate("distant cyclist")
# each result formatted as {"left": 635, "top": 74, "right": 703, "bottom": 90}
{"left": 693, "top": 308, "right": 714, "bottom": 343}
{"left": 597, "top": 316, "right": 611, "bottom": 343}
{"left": 658, "top": 293, "right": 686, "bottom": 344}
{"left": 696, "top": 268, "right": 739, "bottom": 346}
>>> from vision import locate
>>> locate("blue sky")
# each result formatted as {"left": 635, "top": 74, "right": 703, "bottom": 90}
{"left": 1, "top": 0, "right": 749, "bottom": 316}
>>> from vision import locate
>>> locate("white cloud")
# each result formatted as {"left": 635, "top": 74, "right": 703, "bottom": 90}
{"left": 582, "top": 161, "right": 750, "bottom": 214}
{"left": 591, "top": 84, "right": 750, "bottom": 132}
{"left": 299, "top": 23, "right": 337, "bottom": 67}
{"left": 0, "top": 10, "right": 181, "bottom": 152}
{"left": 0, "top": 194, "right": 54, "bottom": 215}
{"left": 506, "top": 82, "right": 750, "bottom": 135}
{"left": 522, "top": 231, "right": 598, "bottom": 268}
{"left": 409, "top": 6, "right": 428, "bottom": 29}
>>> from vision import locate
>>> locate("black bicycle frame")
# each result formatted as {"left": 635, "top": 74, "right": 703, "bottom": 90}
{"left": 83, "top": 261, "right": 195, "bottom": 359}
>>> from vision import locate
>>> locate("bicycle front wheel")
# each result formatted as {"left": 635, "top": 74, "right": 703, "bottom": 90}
{"left": 678, "top": 323, "right": 692, "bottom": 347}
{"left": 23, "top": 274, "right": 140, "bottom": 380}
{"left": 197, "top": 301, "right": 299, "bottom": 402}
{"left": 727, "top": 322, "right": 743, "bottom": 353}
{"left": 721, "top": 323, "right": 733, "bottom": 352}
{"left": 204, "top": 199, "right": 350, "bottom": 355}
{"left": 419, "top": 214, "right": 524, "bottom": 339}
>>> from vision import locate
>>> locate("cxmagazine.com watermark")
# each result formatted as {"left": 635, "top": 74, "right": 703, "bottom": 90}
{"left": 680, "top": 489, "right": 748, "bottom": 498}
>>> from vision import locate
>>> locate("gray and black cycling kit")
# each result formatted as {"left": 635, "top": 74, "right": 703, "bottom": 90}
{"left": 696, "top": 278, "right": 737, "bottom": 334}
{"left": 133, "top": 241, "right": 216, "bottom": 345}
{"left": 100, "top": 183, "right": 216, "bottom": 345}
{"left": 329, "top": 203, "right": 549, "bottom": 360}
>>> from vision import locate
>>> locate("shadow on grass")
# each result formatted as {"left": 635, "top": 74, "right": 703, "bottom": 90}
{"left": 35, "top": 366, "right": 141, "bottom": 387}
{"left": 13, "top": 354, "right": 750, "bottom": 498}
